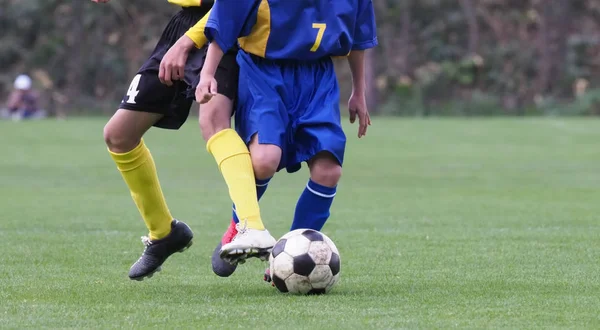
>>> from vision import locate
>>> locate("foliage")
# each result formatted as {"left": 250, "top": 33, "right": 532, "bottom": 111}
{"left": 1, "top": 0, "right": 600, "bottom": 116}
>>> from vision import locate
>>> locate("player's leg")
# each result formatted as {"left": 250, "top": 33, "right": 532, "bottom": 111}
{"left": 262, "top": 152, "right": 341, "bottom": 285}
{"left": 197, "top": 50, "right": 276, "bottom": 271}
{"left": 203, "top": 98, "right": 274, "bottom": 276}
{"left": 264, "top": 59, "right": 345, "bottom": 284}
{"left": 215, "top": 135, "right": 281, "bottom": 265}
{"left": 110, "top": 7, "right": 221, "bottom": 280}
{"left": 216, "top": 51, "right": 296, "bottom": 265}
{"left": 291, "top": 152, "right": 341, "bottom": 231}
{"left": 199, "top": 94, "right": 237, "bottom": 276}
{"left": 200, "top": 93, "right": 273, "bottom": 227}
{"left": 198, "top": 93, "right": 250, "bottom": 276}
{"left": 193, "top": 50, "right": 268, "bottom": 275}
{"left": 106, "top": 70, "right": 194, "bottom": 281}
{"left": 288, "top": 59, "right": 346, "bottom": 231}
{"left": 202, "top": 97, "right": 265, "bottom": 233}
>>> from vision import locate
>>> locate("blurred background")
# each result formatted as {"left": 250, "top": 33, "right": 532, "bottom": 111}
{"left": 1, "top": 0, "right": 600, "bottom": 118}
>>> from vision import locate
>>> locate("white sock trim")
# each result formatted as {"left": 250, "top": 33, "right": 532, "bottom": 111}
{"left": 256, "top": 182, "right": 269, "bottom": 187}
{"left": 306, "top": 183, "right": 336, "bottom": 198}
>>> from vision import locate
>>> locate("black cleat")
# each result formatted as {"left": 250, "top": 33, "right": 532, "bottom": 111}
{"left": 128, "top": 220, "right": 193, "bottom": 281}
{"left": 212, "top": 242, "right": 238, "bottom": 277}
{"left": 211, "top": 220, "right": 238, "bottom": 277}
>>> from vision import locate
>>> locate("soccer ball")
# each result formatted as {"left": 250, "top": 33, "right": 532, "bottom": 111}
{"left": 269, "top": 228, "right": 341, "bottom": 294}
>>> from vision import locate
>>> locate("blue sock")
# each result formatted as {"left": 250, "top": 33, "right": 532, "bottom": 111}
{"left": 291, "top": 179, "right": 337, "bottom": 231}
{"left": 232, "top": 177, "right": 271, "bottom": 223}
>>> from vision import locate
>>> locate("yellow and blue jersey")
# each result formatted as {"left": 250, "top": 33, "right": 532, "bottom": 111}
{"left": 204, "top": 0, "right": 378, "bottom": 60}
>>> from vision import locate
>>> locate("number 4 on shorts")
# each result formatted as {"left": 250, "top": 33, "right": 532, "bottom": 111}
{"left": 126, "top": 74, "right": 141, "bottom": 104}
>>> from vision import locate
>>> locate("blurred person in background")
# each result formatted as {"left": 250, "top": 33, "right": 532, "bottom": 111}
{"left": 1, "top": 74, "right": 46, "bottom": 121}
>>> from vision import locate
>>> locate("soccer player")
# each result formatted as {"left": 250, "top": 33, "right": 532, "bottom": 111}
{"left": 92, "top": 0, "right": 275, "bottom": 281}
{"left": 197, "top": 0, "right": 377, "bottom": 277}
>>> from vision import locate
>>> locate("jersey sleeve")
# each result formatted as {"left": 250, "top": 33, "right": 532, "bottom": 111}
{"left": 352, "top": 0, "right": 378, "bottom": 50}
{"left": 204, "top": 0, "right": 258, "bottom": 52}
{"left": 184, "top": 9, "right": 211, "bottom": 49}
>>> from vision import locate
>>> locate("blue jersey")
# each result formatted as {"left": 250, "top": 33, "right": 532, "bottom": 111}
{"left": 204, "top": 0, "right": 378, "bottom": 60}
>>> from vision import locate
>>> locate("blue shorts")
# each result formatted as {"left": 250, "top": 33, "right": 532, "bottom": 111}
{"left": 234, "top": 51, "right": 346, "bottom": 173}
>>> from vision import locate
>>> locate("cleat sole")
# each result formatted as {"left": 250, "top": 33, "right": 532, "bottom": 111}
{"left": 219, "top": 247, "right": 272, "bottom": 265}
{"left": 130, "top": 266, "right": 162, "bottom": 281}
{"left": 130, "top": 240, "right": 192, "bottom": 281}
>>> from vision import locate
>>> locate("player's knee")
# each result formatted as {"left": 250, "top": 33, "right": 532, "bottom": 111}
{"left": 309, "top": 152, "right": 342, "bottom": 187}
{"left": 198, "top": 115, "right": 229, "bottom": 142}
{"left": 103, "top": 122, "right": 140, "bottom": 153}
{"left": 199, "top": 95, "right": 233, "bottom": 142}
{"left": 250, "top": 147, "right": 280, "bottom": 180}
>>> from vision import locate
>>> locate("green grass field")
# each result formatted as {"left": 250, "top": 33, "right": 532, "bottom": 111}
{"left": 1, "top": 117, "right": 599, "bottom": 328}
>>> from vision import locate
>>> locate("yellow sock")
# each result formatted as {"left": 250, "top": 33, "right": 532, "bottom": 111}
{"left": 207, "top": 129, "right": 264, "bottom": 230}
{"left": 109, "top": 139, "right": 173, "bottom": 240}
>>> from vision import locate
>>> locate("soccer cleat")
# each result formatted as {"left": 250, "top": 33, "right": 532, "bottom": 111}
{"left": 211, "top": 219, "right": 238, "bottom": 277}
{"left": 128, "top": 219, "right": 193, "bottom": 281}
{"left": 219, "top": 221, "right": 276, "bottom": 265}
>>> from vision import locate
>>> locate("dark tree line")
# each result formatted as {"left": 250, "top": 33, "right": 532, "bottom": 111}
{"left": 1, "top": 0, "right": 599, "bottom": 116}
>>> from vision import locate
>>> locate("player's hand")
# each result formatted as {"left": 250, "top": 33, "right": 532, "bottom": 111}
{"left": 91, "top": 0, "right": 110, "bottom": 3}
{"left": 348, "top": 91, "right": 371, "bottom": 138}
{"left": 196, "top": 75, "right": 218, "bottom": 104}
{"left": 159, "top": 36, "right": 195, "bottom": 86}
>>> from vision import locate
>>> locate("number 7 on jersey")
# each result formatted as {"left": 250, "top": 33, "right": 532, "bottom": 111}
{"left": 310, "top": 23, "right": 327, "bottom": 52}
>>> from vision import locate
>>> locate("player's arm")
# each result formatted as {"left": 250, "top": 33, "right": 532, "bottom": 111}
{"left": 347, "top": 0, "right": 378, "bottom": 138}
{"left": 347, "top": 51, "right": 371, "bottom": 138}
{"left": 348, "top": 51, "right": 366, "bottom": 95}
{"left": 159, "top": 33, "right": 198, "bottom": 86}
{"left": 158, "top": 9, "right": 212, "bottom": 86}
{"left": 200, "top": 0, "right": 257, "bottom": 76}
{"left": 348, "top": 0, "right": 378, "bottom": 94}
{"left": 203, "top": 0, "right": 257, "bottom": 58}
{"left": 158, "top": 1, "right": 215, "bottom": 85}
{"left": 197, "top": 0, "right": 257, "bottom": 103}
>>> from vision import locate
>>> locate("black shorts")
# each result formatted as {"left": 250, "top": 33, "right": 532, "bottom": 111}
{"left": 119, "top": 7, "right": 239, "bottom": 130}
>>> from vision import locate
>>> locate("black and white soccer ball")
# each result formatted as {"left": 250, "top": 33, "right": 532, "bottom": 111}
{"left": 269, "top": 229, "right": 341, "bottom": 294}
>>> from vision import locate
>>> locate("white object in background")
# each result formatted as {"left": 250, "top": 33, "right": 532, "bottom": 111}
{"left": 14, "top": 74, "right": 32, "bottom": 90}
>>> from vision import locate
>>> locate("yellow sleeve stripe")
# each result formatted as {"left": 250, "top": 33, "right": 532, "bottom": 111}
{"left": 184, "top": 9, "right": 210, "bottom": 48}
{"left": 167, "top": 0, "right": 202, "bottom": 7}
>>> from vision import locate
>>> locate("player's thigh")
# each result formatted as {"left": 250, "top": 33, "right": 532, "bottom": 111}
{"left": 235, "top": 51, "right": 287, "bottom": 149}
{"left": 293, "top": 110, "right": 346, "bottom": 179}
{"left": 290, "top": 84, "right": 345, "bottom": 175}
{"left": 121, "top": 71, "right": 193, "bottom": 130}
{"left": 103, "top": 109, "right": 163, "bottom": 151}
{"left": 197, "top": 50, "right": 239, "bottom": 140}
{"left": 104, "top": 109, "right": 162, "bottom": 141}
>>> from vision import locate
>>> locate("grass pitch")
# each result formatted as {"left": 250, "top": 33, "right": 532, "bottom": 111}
{"left": 1, "top": 117, "right": 599, "bottom": 328}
